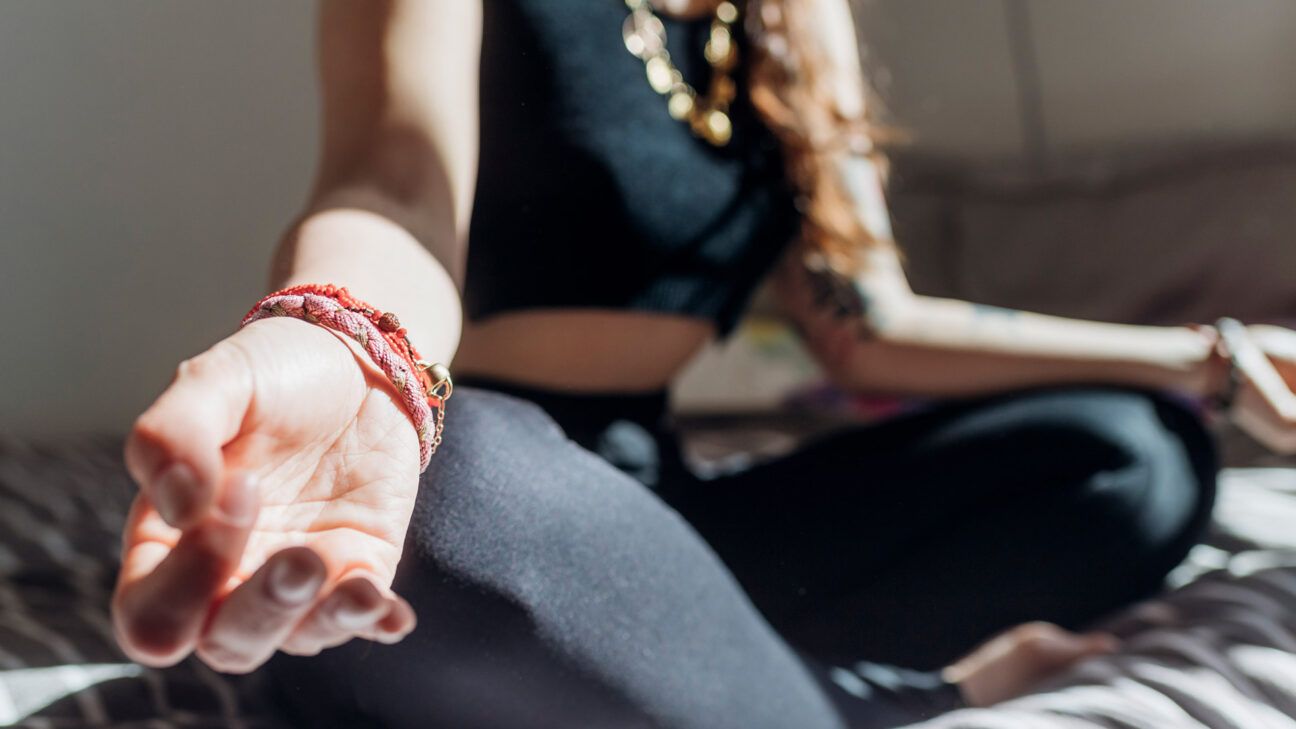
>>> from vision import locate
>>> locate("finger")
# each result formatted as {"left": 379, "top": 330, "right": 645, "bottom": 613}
{"left": 376, "top": 595, "right": 418, "bottom": 641}
{"left": 1078, "top": 632, "right": 1121, "bottom": 654}
{"left": 1049, "top": 631, "right": 1119, "bottom": 660}
{"left": 195, "top": 547, "right": 327, "bottom": 673}
{"left": 1033, "top": 629, "right": 1119, "bottom": 668}
{"left": 1234, "top": 386, "right": 1296, "bottom": 455}
{"left": 358, "top": 594, "right": 418, "bottom": 645}
{"left": 281, "top": 574, "right": 393, "bottom": 655}
{"left": 125, "top": 343, "right": 254, "bottom": 528}
{"left": 113, "top": 472, "right": 259, "bottom": 666}
{"left": 1221, "top": 319, "right": 1295, "bottom": 409}
{"left": 280, "top": 573, "right": 394, "bottom": 656}
{"left": 1249, "top": 325, "right": 1296, "bottom": 361}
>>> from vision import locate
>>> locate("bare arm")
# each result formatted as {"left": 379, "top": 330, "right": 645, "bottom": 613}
{"left": 775, "top": 0, "right": 1215, "bottom": 400}
{"left": 113, "top": 0, "right": 483, "bottom": 673}
{"left": 273, "top": 0, "right": 481, "bottom": 364}
{"left": 775, "top": 210, "right": 1216, "bottom": 400}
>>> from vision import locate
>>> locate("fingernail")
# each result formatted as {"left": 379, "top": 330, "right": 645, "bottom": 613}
{"left": 153, "top": 462, "right": 200, "bottom": 526}
{"left": 266, "top": 552, "right": 324, "bottom": 606}
{"left": 332, "top": 580, "right": 386, "bottom": 630}
{"left": 396, "top": 601, "right": 417, "bottom": 637}
{"left": 215, "top": 472, "right": 259, "bottom": 526}
{"left": 377, "top": 599, "right": 416, "bottom": 637}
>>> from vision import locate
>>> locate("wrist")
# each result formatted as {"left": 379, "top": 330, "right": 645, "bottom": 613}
{"left": 241, "top": 285, "right": 453, "bottom": 470}
{"left": 243, "top": 315, "right": 386, "bottom": 389}
{"left": 1181, "top": 324, "right": 1230, "bottom": 401}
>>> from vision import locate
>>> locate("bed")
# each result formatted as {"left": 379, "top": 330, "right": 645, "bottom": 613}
{"left": 1, "top": 435, "right": 1293, "bottom": 728}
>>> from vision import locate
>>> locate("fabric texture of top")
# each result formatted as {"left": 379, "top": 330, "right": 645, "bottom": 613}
{"left": 465, "top": 0, "right": 801, "bottom": 337}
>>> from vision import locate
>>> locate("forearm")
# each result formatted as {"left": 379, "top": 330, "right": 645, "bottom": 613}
{"left": 271, "top": 0, "right": 481, "bottom": 367}
{"left": 269, "top": 203, "right": 462, "bottom": 366}
{"left": 831, "top": 295, "right": 1216, "bottom": 399}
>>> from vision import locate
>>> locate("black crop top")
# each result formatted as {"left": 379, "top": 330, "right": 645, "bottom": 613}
{"left": 464, "top": 0, "right": 801, "bottom": 337}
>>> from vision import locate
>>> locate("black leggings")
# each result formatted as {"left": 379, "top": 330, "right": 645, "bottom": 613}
{"left": 269, "top": 384, "right": 1217, "bottom": 729}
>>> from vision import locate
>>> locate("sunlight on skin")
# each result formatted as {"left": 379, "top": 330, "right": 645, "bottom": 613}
{"left": 115, "top": 318, "right": 420, "bottom": 671}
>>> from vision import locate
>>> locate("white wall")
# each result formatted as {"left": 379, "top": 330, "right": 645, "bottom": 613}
{"left": 859, "top": 0, "right": 1296, "bottom": 164}
{"left": 0, "top": 1, "right": 318, "bottom": 435}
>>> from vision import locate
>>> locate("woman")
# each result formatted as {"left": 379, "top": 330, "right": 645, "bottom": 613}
{"left": 110, "top": 0, "right": 1296, "bottom": 727}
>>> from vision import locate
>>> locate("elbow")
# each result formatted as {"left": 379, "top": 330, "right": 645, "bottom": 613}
{"left": 311, "top": 131, "right": 463, "bottom": 250}
{"left": 818, "top": 339, "right": 897, "bottom": 394}
{"left": 305, "top": 182, "right": 461, "bottom": 269}
{"left": 811, "top": 299, "right": 928, "bottom": 395}
{"left": 316, "top": 126, "right": 451, "bottom": 207}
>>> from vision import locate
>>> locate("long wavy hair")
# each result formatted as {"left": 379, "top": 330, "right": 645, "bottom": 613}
{"left": 744, "top": 0, "right": 887, "bottom": 272}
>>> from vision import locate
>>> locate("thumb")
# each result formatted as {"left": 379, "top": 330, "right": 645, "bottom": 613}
{"left": 125, "top": 342, "right": 254, "bottom": 529}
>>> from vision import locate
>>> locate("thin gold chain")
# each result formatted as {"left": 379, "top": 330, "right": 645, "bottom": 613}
{"left": 622, "top": 0, "right": 740, "bottom": 146}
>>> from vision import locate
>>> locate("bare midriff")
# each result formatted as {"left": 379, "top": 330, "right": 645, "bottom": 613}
{"left": 452, "top": 310, "right": 715, "bottom": 392}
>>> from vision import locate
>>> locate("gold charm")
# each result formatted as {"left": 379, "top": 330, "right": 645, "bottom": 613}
{"left": 416, "top": 360, "right": 454, "bottom": 400}
{"left": 415, "top": 359, "right": 452, "bottom": 455}
{"left": 622, "top": 0, "right": 741, "bottom": 147}
{"left": 700, "top": 109, "right": 732, "bottom": 145}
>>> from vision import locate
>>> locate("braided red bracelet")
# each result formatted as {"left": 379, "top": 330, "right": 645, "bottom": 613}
{"left": 241, "top": 284, "right": 451, "bottom": 471}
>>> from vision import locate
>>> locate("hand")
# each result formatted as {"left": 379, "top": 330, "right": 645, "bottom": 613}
{"left": 944, "top": 622, "right": 1119, "bottom": 707}
{"left": 1249, "top": 324, "right": 1296, "bottom": 392}
{"left": 113, "top": 316, "right": 420, "bottom": 673}
{"left": 1219, "top": 323, "right": 1296, "bottom": 455}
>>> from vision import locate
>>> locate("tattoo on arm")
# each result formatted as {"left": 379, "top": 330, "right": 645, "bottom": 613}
{"left": 803, "top": 266, "right": 881, "bottom": 340}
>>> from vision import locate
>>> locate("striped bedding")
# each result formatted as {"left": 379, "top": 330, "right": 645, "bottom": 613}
{"left": 0, "top": 437, "right": 1293, "bottom": 728}
{"left": 0, "top": 438, "right": 286, "bottom": 728}
{"left": 912, "top": 468, "right": 1296, "bottom": 729}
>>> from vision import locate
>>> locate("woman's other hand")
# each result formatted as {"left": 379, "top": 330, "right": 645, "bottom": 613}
{"left": 945, "top": 622, "right": 1119, "bottom": 707}
{"left": 1249, "top": 324, "right": 1296, "bottom": 393}
{"left": 113, "top": 316, "right": 419, "bottom": 674}
{"left": 1219, "top": 322, "right": 1296, "bottom": 455}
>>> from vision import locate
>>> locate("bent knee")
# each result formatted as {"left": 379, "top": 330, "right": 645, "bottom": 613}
{"left": 406, "top": 388, "right": 676, "bottom": 599}
{"left": 1025, "top": 389, "right": 1217, "bottom": 551}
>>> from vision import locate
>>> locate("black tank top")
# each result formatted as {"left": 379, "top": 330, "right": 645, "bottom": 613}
{"left": 465, "top": 0, "right": 801, "bottom": 336}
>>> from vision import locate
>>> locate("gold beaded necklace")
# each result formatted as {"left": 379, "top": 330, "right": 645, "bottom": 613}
{"left": 622, "top": 0, "right": 740, "bottom": 146}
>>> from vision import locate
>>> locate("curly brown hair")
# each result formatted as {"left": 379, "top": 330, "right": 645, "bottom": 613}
{"left": 745, "top": 0, "right": 889, "bottom": 271}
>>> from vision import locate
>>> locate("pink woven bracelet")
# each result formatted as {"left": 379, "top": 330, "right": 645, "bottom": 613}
{"left": 242, "top": 292, "right": 441, "bottom": 471}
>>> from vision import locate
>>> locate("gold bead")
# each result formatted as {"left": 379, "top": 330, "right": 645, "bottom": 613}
{"left": 705, "top": 26, "right": 732, "bottom": 65}
{"left": 624, "top": 32, "right": 646, "bottom": 57}
{"left": 622, "top": 0, "right": 738, "bottom": 147}
{"left": 703, "top": 109, "right": 732, "bottom": 145}
{"left": 711, "top": 75, "right": 736, "bottom": 105}
{"left": 642, "top": 14, "right": 664, "bottom": 37}
{"left": 624, "top": 13, "right": 663, "bottom": 56}
{"left": 667, "top": 91, "right": 695, "bottom": 120}
{"left": 429, "top": 362, "right": 451, "bottom": 385}
{"left": 645, "top": 56, "right": 673, "bottom": 94}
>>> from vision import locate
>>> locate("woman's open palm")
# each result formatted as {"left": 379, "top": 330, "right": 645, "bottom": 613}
{"left": 114, "top": 316, "right": 420, "bottom": 673}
